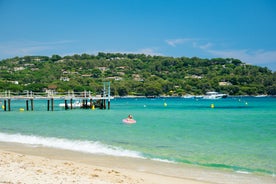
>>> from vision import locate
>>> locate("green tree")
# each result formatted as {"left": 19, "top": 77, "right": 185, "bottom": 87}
{"left": 267, "top": 85, "right": 276, "bottom": 95}
{"left": 144, "top": 81, "right": 162, "bottom": 96}
{"left": 51, "top": 54, "right": 62, "bottom": 62}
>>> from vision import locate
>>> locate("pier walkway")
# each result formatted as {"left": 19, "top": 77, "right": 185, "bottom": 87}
{"left": 0, "top": 83, "right": 113, "bottom": 112}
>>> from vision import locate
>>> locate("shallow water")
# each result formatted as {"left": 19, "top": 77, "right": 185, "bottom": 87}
{"left": 0, "top": 97, "right": 275, "bottom": 175}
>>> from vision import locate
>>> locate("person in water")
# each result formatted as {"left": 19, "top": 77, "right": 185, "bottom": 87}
{"left": 128, "top": 114, "right": 133, "bottom": 119}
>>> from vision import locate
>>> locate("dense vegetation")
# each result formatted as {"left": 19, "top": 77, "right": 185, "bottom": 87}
{"left": 0, "top": 53, "right": 275, "bottom": 96}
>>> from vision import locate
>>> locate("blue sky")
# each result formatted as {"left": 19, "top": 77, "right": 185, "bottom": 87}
{"left": 1, "top": 0, "right": 276, "bottom": 70}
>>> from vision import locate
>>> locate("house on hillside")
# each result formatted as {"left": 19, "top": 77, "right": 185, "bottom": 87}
{"left": 219, "top": 82, "right": 232, "bottom": 86}
{"left": 14, "top": 67, "right": 25, "bottom": 71}
{"left": 60, "top": 77, "right": 70, "bottom": 82}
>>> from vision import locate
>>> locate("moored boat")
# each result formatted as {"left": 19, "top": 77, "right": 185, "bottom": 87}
{"left": 203, "top": 92, "right": 227, "bottom": 99}
{"left": 59, "top": 101, "right": 82, "bottom": 108}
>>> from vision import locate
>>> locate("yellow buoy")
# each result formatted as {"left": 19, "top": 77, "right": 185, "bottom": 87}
{"left": 1, "top": 105, "right": 4, "bottom": 110}
{"left": 19, "top": 108, "right": 24, "bottom": 112}
{"left": 91, "top": 105, "right": 95, "bottom": 110}
{"left": 164, "top": 102, "right": 167, "bottom": 107}
{"left": 210, "top": 104, "right": 215, "bottom": 108}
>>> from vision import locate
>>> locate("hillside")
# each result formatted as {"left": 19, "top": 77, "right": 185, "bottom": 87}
{"left": 0, "top": 53, "right": 275, "bottom": 96}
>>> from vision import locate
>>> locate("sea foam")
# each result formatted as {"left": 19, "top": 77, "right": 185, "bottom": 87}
{"left": 0, "top": 132, "right": 143, "bottom": 159}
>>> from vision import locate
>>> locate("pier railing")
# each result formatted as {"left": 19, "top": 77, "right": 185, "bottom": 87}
{"left": 0, "top": 82, "right": 113, "bottom": 111}
{"left": 0, "top": 90, "right": 107, "bottom": 99}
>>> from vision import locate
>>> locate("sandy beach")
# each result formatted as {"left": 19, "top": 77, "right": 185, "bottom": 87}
{"left": 0, "top": 142, "right": 275, "bottom": 184}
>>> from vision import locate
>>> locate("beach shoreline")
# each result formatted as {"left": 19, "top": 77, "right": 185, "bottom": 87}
{"left": 0, "top": 142, "right": 274, "bottom": 184}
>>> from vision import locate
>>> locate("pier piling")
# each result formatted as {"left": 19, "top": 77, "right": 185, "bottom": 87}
{"left": 70, "top": 99, "right": 73, "bottom": 109}
{"left": 65, "top": 100, "right": 69, "bottom": 110}
{"left": 1, "top": 82, "right": 113, "bottom": 112}
{"left": 90, "top": 99, "right": 93, "bottom": 108}
{"left": 7, "top": 100, "right": 10, "bottom": 111}
{"left": 47, "top": 100, "right": 50, "bottom": 111}
{"left": 51, "top": 98, "right": 54, "bottom": 111}
{"left": 26, "top": 100, "right": 29, "bottom": 111}
{"left": 31, "top": 99, "right": 34, "bottom": 111}
{"left": 4, "top": 100, "right": 6, "bottom": 111}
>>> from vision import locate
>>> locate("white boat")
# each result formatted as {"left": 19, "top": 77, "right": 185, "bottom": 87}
{"left": 59, "top": 101, "right": 82, "bottom": 108}
{"left": 194, "top": 95, "right": 203, "bottom": 99}
{"left": 182, "top": 94, "right": 195, "bottom": 99}
{"left": 255, "top": 95, "right": 268, "bottom": 98}
{"left": 203, "top": 92, "right": 227, "bottom": 99}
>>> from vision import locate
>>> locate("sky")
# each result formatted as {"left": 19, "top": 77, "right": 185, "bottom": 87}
{"left": 0, "top": 0, "right": 276, "bottom": 71}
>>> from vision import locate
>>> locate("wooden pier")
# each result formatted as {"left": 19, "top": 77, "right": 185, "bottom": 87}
{"left": 0, "top": 82, "right": 113, "bottom": 112}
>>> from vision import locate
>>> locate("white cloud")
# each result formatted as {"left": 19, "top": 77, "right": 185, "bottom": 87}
{"left": 197, "top": 42, "right": 213, "bottom": 50}
{"left": 136, "top": 48, "right": 163, "bottom": 56}
{"left": 166, "top": 38, "right": 213, "bottom": 50}
{"left": 176, "top": 38, "right": 276, "bottom": 69}
{"left": 207, "top": 49, "right": 248, "bottom": 59}
{"left": 165, "top": 38, "right": 195, "bottom": 47}
{"left": 0, "top": 40, "right": 74, "bottom": 58}
{"left": 207, "top": 49, "right": 276, "bottom": 67}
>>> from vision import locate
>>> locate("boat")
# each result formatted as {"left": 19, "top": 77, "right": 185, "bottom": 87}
{"left": 59, "top": 101, "right": 82, "bottom": 108}
{"left": 255, "top": 95, "right": 268, "bottom": 98}
{"left": 182, "top": 94, "right": 195, "bottom": 99}
{"left": 203, "top": 92, "right": 227, "bottom": 99}
{"left": 194, "top": 95, "right": 203, "bottom": 99}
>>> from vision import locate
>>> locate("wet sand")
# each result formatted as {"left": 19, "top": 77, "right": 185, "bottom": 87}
{"left": 0, "top": 142, "right": 274, "bottom": 184}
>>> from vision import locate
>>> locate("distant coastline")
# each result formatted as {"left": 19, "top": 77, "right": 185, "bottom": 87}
{"left": 1, "top": 53, "right": 275, "bottom": 97}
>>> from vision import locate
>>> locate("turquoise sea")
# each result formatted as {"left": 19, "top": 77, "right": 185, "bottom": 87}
{"left": 0, "top": 97, "right": 275, "bottom": 176}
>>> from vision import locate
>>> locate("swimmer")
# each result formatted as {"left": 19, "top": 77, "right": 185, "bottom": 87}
{"left": 127, "top": 114, "right": 133, "bottom": 119}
